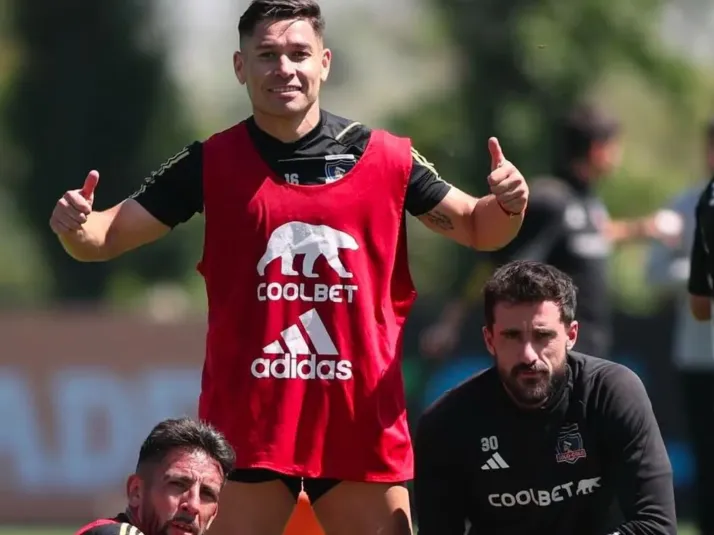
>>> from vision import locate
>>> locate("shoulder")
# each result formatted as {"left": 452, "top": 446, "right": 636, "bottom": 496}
{"left": 321, "top": 110, "right": 372, "bottom": 147}
{"left": 418, "top": 367, "right": 497, "bottom": 433}
{"left": 142, "top": 141, "right": 202, "bottom": 173}
{"left": 571, "top": 351, "right": 640, "bottom": 387}
{"left": 415, "top": 368, "right": 498, "bottom": 461}
{"left": 321, "top": 110, "right": 413, "bottom": 153}
{"left": 571, "top": 352, "right": 649, "bottom": 412}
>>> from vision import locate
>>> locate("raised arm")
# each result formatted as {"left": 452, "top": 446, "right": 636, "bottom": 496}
{"left": 416, "top": 138, "right": 528, "bottom": 251}
{"left": 49, "top": 143, "right": 203, "bottom": 262}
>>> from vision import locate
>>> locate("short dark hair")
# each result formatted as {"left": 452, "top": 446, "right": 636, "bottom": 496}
{"left": 238, "top": 0, "right": 325, "bottom": 40}
{"left": 558, "top": 102, "right": 620, "bottom": 163}
{"left": 136, "top": 417, "right": 235, "bottom": 482}
{"left": 483, "top": 260, "right": 577, "bottom": 327}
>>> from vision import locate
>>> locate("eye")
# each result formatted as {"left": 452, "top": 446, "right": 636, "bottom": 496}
{"left": 168, "top": 480, "right": 187, "bottom": 492}
{"left": 200, "top": 488, "right": 218, "bottom": 502}
{"left": 534, "top": 331, "right": 555, "bottom": 341}
{"left": 259, "top": 52, "right": 277, "bottom": 59}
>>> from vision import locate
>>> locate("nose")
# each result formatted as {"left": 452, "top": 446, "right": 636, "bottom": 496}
{"left": 517, "top": 341, "right": 539, "bottom": 366}
{"left": 180, "top": 486, "right": 201, "bottom": 516}
{"left": 275, "top": 54, "right": 296, "bottom": 78}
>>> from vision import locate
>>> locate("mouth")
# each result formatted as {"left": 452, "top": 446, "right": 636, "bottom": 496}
{"left": 269, "top": 85, "right": 301, "bottom": 93}
{"left": 517, "top": 369, "right": 545, "bottom": 378}
{"left": 169, "top": 520, "right": 196, "bottom": 534}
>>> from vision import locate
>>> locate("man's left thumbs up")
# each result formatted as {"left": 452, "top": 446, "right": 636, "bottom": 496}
{"left": 486, "top": 137, "right": 528, "bottom": 216}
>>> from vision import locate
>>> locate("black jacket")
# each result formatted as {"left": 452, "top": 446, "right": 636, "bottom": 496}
{"left": 414, "top": 352, "right": 676, "bottom": 535}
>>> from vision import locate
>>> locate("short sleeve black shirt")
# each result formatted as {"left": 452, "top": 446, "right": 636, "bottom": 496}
{"left": 130, "top": 110, "right": 451, "bottom": 227}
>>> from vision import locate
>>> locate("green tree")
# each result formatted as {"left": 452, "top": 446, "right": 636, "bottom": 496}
{"left": 390, "top": 0, "right": 705, "bottom": 303}
{"left": 5, "top": 0, "right": 192, "bottom": 303}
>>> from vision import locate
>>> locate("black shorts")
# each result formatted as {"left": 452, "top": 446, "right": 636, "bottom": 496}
{"left": 227, "top": 468, "right": 341, "bottom": 503}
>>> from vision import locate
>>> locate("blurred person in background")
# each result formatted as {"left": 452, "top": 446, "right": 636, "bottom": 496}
{"left": 74, "top": 417, "right": 235, "bottom": 535}
{"left": 414, "top": 260, "right": 676, "bottom": 535}
{"left": 48, "top": 0, "right": 529, "bottom": 533}
{"left": 683, "top": 119, "right": 714, "bottom": 535}
{"left": 421, "top": 102, "right": 682, "bottom": 360}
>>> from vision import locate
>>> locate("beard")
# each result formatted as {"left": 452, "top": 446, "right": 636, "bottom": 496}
{"left": 139, "top": 496, "right": 201, "bottom": 535}
{"left": 157, "top": 516, "right": 201, "bottom": 535}
{"left": 499, "top": 355, "right": 568, "bottom": 408}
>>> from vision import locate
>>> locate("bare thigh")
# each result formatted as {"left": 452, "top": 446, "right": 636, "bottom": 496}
{"left": 207, "top": 480, "right": 296, "bottom": 535}
{"left": 312, "top": 482, "right": 412, "bottom": 535}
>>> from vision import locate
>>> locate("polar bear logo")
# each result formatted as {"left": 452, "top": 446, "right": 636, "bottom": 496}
{"left": 576, "top": 477, "right": 601, "bottom": 495}
{"left": 257, "top": 222, "right": 359, "bottom": 278}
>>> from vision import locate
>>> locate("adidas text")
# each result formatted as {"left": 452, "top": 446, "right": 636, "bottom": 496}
{"left": 251, "top": 354, "right": 353, "bottom": 380}
{"left": 257, "top": 282, "right": 358, "bottom": 304}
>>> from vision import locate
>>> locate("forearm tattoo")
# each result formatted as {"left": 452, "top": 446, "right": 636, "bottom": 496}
{"left": 425, "top": 210, "right": 454, "bottom": 231}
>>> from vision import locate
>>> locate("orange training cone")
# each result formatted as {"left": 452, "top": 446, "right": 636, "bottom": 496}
{"left": 283, "top": 492, "right": 324, "bottom": 535}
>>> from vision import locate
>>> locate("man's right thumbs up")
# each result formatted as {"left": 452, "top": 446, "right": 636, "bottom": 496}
{"left": 80, "top": 170, "right": 100, "bottom": 202}
{"left": 49, "top": 170, "right": 100, "bottom": 235}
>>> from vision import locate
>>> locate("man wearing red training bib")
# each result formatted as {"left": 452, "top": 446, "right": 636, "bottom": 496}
{"left": 49, "top": 1, "right": 529, "bottom": 533}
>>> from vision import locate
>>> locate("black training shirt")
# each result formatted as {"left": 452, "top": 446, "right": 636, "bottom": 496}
{"left": 414, "top": 352, "right": 676, "bottom": 535}
{"left": 485, "top": 174, "right": 612, "bottom": 357}
{"left": 688, "top": 176, "right": 714, "bottom": 299}
{"left": 130, "top": 110, "right": 451, "bottom": 227}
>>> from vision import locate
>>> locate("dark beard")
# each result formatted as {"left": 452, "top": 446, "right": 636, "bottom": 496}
{"left": 501, "top": 359, "right": 568, "bottom": 408}
{"left": 157, "top": 516, "right": 201, "bottom": 535}
{"left": 139, "top": 497, "right": 201, "bottom": 535}
{"left": 160, "top": 511, "right": 201, "bottom": 535}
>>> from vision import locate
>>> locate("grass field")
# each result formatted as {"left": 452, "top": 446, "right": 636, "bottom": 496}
{"left": 0, "top": 527, "right": 700, "bottom": 535}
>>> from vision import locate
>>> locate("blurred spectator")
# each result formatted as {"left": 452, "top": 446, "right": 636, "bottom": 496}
{"left": 421, "top": 102, "right": 682, "bottom": 360}
{"left": 677, "top": 120, "right": 714, "bottom": 535}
